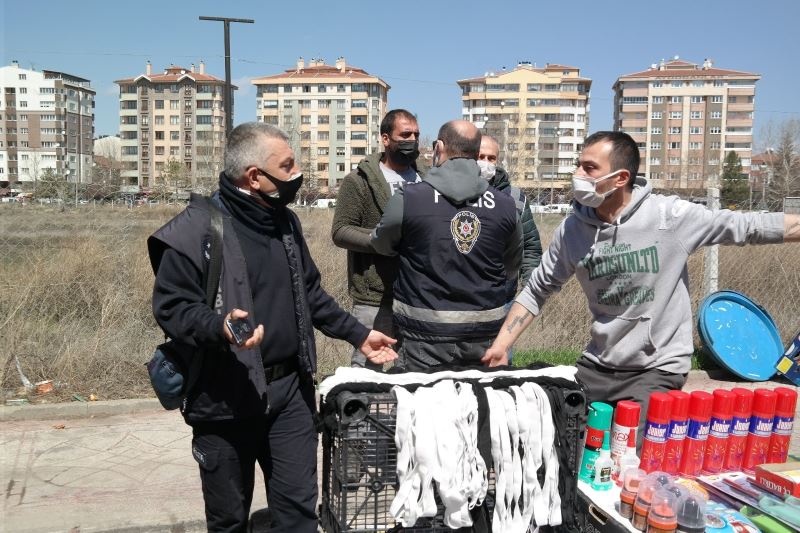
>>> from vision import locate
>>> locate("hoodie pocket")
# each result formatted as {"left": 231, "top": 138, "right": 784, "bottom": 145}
{"left": 588, "top": 314, "right": 656, "bottom": 369}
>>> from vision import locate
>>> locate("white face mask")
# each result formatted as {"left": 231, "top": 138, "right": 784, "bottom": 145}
{"left": 477, "top": 160, "right": 496, "bottom": 180}
{"left": 571, "top": 170, "right": 622, "bottom": 208}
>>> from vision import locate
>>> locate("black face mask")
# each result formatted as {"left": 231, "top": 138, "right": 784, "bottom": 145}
{"left": 388, "top": 139, "right": 419, "bottom": 165}
{"left": 257, "top": 169, "right": 303, "bottom": 208}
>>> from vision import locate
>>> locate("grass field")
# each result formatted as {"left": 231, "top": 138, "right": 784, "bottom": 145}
{"left": 1, "top": 203, "right": 796, "bottom": 402}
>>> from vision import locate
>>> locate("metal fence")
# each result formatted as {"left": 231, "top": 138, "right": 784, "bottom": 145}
{"left": 1, "top": 200, "right": 797, "bottom": 400}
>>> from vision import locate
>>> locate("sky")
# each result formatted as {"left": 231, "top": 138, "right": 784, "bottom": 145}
{"left": 3, "top": 0, "right": 799, "bottom": 145}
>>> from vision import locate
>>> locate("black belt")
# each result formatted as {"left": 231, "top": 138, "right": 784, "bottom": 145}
{"left": 265, "top": 358, "right": 298, "bottom": 383}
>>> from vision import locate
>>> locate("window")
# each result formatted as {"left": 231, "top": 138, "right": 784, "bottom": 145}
{"left": 155, "top": 131, "right": 164, "bottom": 140}
{"left": 318, "top": 85, "right": 327, "bottom": 93}
{"left": 622, "top": 96, "right": 648, "bottom": 104}
{"left": 690, "top": 96, "right": 705, "bottom": 103}
{"left": 317, "top": 147, "right": 329, "bottom": 156}
{"left": 709, "top": 127, "right": 721, "bottom": 134}
{"left": 154, "top": 116, "right": 164, "bottom": 125}
{"left": 171, "top": 131, "right": 180, "bottom": 141}
{"left": 318, "top": 131, "right": 329, "bottom": 141}
{"left": 20, "top": 128, "right": 28, "bottom": 134}
{"left": 352, "top": 147, "right": 366, "bottom": 156}
{"left": 154, "top": 99, "right": 164, "bottom": 109}
{"left": 671, "top": 81, "right": 682, "bottom": 88}
{"left": 669, "top": 111, "right": 682, "bottom": 119}
{"left": 336, "top": 100, "right": 346, "bottom": 109}
{"left": 41, "top": 128, "right": 57, "bottom": 134}
{"left": 651, "top": 127, "right": 662, "bottom": 134}
{"left": 337, "top": 84, "right": 347, "bottom": 93}
{"left": 197, "top": 116, "right": 212, "bottom": 125}
{"left": 669, "top": 142, "right": 681, "bottom": 149}
{"left": 669, "top": 157, "right": 681, "bottom": 165}
{"left": 709, "top": 141, "right": 721, "bottom": 149}
{"left": 121, "top": 116, "right": 137, "bottom": 124}
{"left": 18, "top": 101, "right": 27, "bottom": 107}
{"left": 669, "top": 127, "right": 681, "bottom": 134}
{"left": 123, "top": 146, "right": 138, "bottom": 155}
{"left": 709, "top": 158, "right": 719, "bottom": 166}
{"left": 351, "top": 132, "right": 367, "bottom": 140}
{"left": 689, "top": 142, "right": 703, "bottom": 150}
{"left": 351, "top": 115, "right": 366, "bottom": 125}
{"left": 170, "top": 146, "right": 180, "bottom": 156}
{"left": 170, "top": 100, "right": 179, "bottom": 110}
{"left": 19, "top": 73, "right": 26, "bottom": 80}
{"left": 303, "top": 85, "right": 311, "bottom": 93}
{"left": 650, "top": 157, "right": 661, "bottom": 165}
{"left": 155, "top": 146, "right": 164, "bottom": 155}
{"left": 651, "top": 142, "right": 661, "bottom": 150}
{"left": 168, "top": 115, "right": 178, "bottom": 125}
{"left": 651, "top": 81, "right": 662, "bottom": 88}
{"left": 300, "top": 100, "right": 310, "bottom": 109}
{"left": 301, "top": 116, "right": 311, "bottom": 124}
{"left": 336, "top": 147, "right": 346, "bottom": 157}
{"left": 317, "top": 163, "right": 328, "bottom": 172}
{"left": 690, "top": 111, "right": 703, "bottom": 119}
{"left": 283, "top": 84, "right": 293, "bottom": 93}
{"left": 710, "top": 111, "right": 722, "bottom": 119}
{"left": 337, "top": 131, "right": 346, "bottom": 141}
{"left": 651, "top": 111, "right": 662, "bottom": 119}
{"left": 670, "top": 96, "right": 683, "bottom": 103}
{"left": 263, "top": 99, "right": 278, "bottom": 108}
{"left": 319, "top": 99, "right": 330, "bottom": 109}
{"left": 337, "top": 163, "right": 346, "bottom": 172}
{"left": 19, "top": 114, "right": 28, "bottom": 121}
{"left": 336, "top": 115, "right": 345, "bottom": 125}
{"left": 692, "top": 80, "right": 704, "bottom": 87}
{"left": 711, "top": 96, "right": 723, "bottom": 103}
{"left": 652, "top": 96, "right": 664, "bottom": 104}
{"left": 689, "top": 127, "right": 702, "bottom": 134}
{"left": 527, "top": 84, "right": 541, "bottom": 92}
{"left": 318, "top": 115, "right": 329, "bottom": 125}
{"left": 352, "top": 99, "right": 367, "bottom": 108}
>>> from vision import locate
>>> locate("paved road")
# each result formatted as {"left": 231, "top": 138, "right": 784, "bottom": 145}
{"left": 1, "top": 371, "right": 796, "bottom": 532}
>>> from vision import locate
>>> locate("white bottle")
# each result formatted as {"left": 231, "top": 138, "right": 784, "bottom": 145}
{"left": 615, "top": 428, "right": 640, "bottom": 486}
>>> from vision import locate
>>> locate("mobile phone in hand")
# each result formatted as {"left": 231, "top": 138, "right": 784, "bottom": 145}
{"left": 225, "top": 318, "right": 253, "bottom": 346}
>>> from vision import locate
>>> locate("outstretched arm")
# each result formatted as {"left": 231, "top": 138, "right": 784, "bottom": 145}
{"left": 481, "top": 302, "right": 536, "bottom": 366}
{"left": 786, "top": 214, "right": 800, "bottom": 242}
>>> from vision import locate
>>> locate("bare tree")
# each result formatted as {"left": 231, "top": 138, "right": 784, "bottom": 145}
{"left": 195, "top": 131, "right": 224, "bottom": 194}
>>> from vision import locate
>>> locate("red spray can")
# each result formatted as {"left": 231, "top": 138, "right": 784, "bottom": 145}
{"left": 702, "top": 389, "right": 734, "bottom": 474}
{"left": 663, "top": 390, "right": 690, "bottom": 475}
{"left": 724, "top": 388, "right": 754, "bottom": 472}
{"left": 742, "top": 388, "right": 777, "bottom": 473}
{"left": 639, "top": 392, "right": 673, "bottom": 473}
{"left": 768, "top": 387, "right": 797, "bottom": 464}
{"left": 611, "top": 400, "right": 640, "bottom": 478}
{"left": 678, "top": 391, "right": 713, "bottom": 477}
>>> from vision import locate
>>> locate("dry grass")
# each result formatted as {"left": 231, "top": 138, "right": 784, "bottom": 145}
{"left": 1, "top": 203, "right": 798, "bottom": 402}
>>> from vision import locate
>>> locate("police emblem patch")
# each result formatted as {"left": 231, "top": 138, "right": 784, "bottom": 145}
{"left": 450, "top": 210, "right": 481, "bottom": 254}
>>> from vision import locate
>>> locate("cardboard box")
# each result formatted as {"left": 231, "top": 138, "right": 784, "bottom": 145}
{"left": 755, "top": 461, "right": 800, "bottom": 498}
{"left": 775, "top": 329, "right": 800, "bottom": 386}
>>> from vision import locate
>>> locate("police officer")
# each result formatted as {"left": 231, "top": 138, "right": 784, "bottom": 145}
{"left": 371, "top": 120, "right": 522, "bottom": 370}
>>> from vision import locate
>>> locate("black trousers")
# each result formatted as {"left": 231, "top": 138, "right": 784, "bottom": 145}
{"left": 575, "top": 357, "right": 687, "bottom": 449}
{"left": 398, "top": 337, "right": 494, "bottom": 371}
{"left": 190, "top": 372, "right": 318, "bottom": 533}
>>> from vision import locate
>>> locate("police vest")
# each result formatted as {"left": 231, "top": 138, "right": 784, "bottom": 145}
{"left": 393, "top": 181, "right": 518, "bottom": 341}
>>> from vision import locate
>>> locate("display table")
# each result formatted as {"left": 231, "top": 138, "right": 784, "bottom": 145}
{"left": 577, "top": 480, "right": 639, "bottom": 533}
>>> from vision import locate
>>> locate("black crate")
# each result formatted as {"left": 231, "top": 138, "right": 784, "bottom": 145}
{"left": 320, "top": 386, "right": 585, "bottom": 533}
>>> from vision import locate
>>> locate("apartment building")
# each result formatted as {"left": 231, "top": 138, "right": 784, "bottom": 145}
{"left": 115, "top": 62, "right": 228, "bottom": 190}
{"left": 459, "top": 61, "right": 591, "bottom": 197}
{"left": 0, "top": 61, "right": 95, "bottom": 185}
{"left": 252, "top": 57, "right": 389, "bottom": 191}
{"left": 614, "top": 57, "right": 759, "bottom": 190}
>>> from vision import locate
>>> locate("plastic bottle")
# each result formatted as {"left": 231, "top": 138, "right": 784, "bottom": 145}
{"left": 620, "top": 468, "right": 646, "bottom": 520}
{"left": 724, "top": 387, "right": 753, "bottom": 472}
{"left": 678, "top": 391, "right": 713, "bottom": 478}
{"left": 592, "top": 431, "right": 614, "bottom": 491}
{"left": 578, "top": 401, "right": 613, "bottom": 483}
{"left": 702, "top": 389, "right": 734, "bottom": 474}
{"left": 742, "top": 388, "right": 778, "bottom": 473}
{"left": 663, "top": 390, "right": 690, "bottom": 475}
{"left": 616, "top": 428, "right": 641, "bottom": 485}
{"left": 632, "top": 472, "right": 672, "bottom": 531}
{"left": 647, "top": 487, "right": 678, "bottom": 533}
{"left": 768, "top": 386, "right": 798, "bottom": 464}
{"left": 640, "top": 393, "right": 673, "bottom": 473}
{"left": 611, "top": 400, "right": 640, "bottom": 474}
{"left": 675, "top": 491, "right": 706, "bottom": 533}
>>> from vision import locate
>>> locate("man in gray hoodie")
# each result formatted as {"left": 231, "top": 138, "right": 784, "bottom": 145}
{"left": 483, "top": 131, "right": 800, "bottom": 436}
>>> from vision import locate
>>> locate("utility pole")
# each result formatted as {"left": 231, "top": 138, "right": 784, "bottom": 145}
{"left": 199, "top": 16, "right": 254, "bottom": 138}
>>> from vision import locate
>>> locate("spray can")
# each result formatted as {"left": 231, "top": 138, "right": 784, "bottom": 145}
{"left": 611, "top": 400, "right": 640, "bottom": 476}
{"left": 768, "top": 386, "right": 798, "bottom": 464}
{"left": 675, "top": 491, "right": 706, "bottom": 533}
{"left": 640, "top": 393, "right": 673, "bottom": 473}
{"left": 646, "top": 488, "right": 678, "bottom": 533}
{"left": 592, "top": 431, "right": 614, "bottom": 491}
{"left": 742, "top": 388, "right": 777, "bottom": 473}
{"left": 702, "top": 389, "right": 734, "bottom": 474}
{"left": 678, "top": 391, "right": 713, "bottom": 478}
{"left": 724, "top": 388, "right": 753, "bottom": 472}
{"left": 578, "top": 402, "right": 613, "bottom": 483}
{"left": 663, "top": 390, "right": 690, "bottom": 475}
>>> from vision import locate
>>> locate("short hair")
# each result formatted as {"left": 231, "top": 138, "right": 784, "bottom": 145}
{"left": 223, "top": 122, "right": 289, "bottom": 179}
{"left": 583, "top": 131, "right": 640, "bottom": 188}
{"left": 438, "top": 121, "right": 482, "bottom": 159}
{"left": 380, "top": 109, "right": 417, "bottom": 136}
{"left": 480, "top": 135, "right": 500, "bottom": 156}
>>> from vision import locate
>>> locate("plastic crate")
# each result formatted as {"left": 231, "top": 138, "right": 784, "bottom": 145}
{"left": 320, "top": 385, "right": 585, "bottom": 532}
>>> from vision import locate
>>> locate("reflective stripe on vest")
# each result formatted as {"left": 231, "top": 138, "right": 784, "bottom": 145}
{"left": 393, "top": 300, "right": 508, "bottom": 324}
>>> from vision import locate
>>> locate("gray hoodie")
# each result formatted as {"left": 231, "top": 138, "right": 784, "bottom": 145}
{"left": 516, "top": 177, "right": 785, "bottom": 374}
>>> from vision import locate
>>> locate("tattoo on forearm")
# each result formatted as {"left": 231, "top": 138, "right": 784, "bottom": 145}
{"left": 506, "top": 313, "right": 528, "bottom": 334}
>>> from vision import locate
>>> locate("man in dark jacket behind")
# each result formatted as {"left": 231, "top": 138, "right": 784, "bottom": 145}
{"left": 371, "top": 120, "right": 522, "bottom": 370}
{"left": 148, "top": 122, "right": 397, "bottom": 532}
{"left": 331, "top": 109, "right": 421, "bottom": 370}
{"left": 478, "top": 134, "right": 542, "bottom": 289}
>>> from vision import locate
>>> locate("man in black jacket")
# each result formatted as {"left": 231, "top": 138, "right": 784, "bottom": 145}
{"left": 148, "top": 122, "right": 397, "bottom": 532}
{"left": 371, "top": 120, "right": 522, "bottom": 370}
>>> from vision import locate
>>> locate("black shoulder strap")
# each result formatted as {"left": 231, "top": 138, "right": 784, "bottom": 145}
{"left": 202, "top": 197, "right": 224, "bottom": 307}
